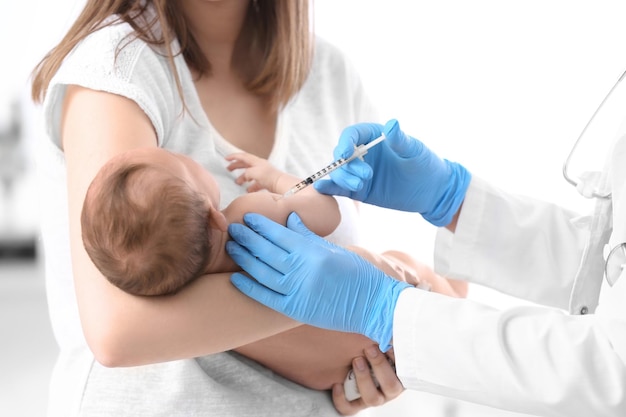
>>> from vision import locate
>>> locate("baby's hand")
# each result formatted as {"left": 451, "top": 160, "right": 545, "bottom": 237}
{"left": 226, "top": 152, "right": 282, "bottom": 193}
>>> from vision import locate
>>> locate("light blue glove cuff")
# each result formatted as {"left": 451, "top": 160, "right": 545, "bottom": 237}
{"left": 422, "top": 160, "right": 472, "bottom": 227}
{"left": 364, "top": 280, "right": 412, "bottom": 352}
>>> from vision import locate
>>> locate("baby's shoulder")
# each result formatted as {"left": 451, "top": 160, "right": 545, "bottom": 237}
{"left": 222, "top": 192, "right": 284, "bottom": 225}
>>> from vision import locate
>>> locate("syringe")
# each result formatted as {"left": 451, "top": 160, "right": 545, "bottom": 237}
{"left": 283, "top": 133, "right": 386, "bottom": 198}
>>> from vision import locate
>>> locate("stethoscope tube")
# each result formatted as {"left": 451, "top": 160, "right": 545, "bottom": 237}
{"left": 563, "top": 69, "right": 626, "bottom": 286}
{"left": 562, "top": 69, "right": 626, "bottom": 200}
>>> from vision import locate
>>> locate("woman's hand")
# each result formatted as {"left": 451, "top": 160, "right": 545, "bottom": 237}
{"left": 332, "top": 345, "right": 404, "bottom": 415}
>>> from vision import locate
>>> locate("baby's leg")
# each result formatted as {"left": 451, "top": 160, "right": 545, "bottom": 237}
{"left": 380, "top": 249, "right": 467, "bottom": 298}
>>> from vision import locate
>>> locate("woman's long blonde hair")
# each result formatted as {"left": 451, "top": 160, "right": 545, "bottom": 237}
{"left": 31, "top": 0, "right": 312, "bottom": 110}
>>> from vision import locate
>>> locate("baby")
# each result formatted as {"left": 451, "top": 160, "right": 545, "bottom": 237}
{"left": 81, "top": 147, "right": 341, "bottom": 296}
{"left": 81, "top": 147, "right": 463, "bottom": 297}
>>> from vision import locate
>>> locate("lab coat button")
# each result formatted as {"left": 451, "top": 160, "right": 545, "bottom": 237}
{"left": 580, "top": 306, "right": 588, "bottom": 315}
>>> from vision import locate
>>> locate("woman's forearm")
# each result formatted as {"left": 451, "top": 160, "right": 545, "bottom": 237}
{"left": 74, "top": 247, "right": 300, "bottom": 367}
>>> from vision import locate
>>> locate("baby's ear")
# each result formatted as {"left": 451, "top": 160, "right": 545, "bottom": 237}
{"left": 208, "top": 206, "right": 229, "bottom": 232}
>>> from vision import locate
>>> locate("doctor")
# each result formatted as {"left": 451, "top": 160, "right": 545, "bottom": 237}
{"left": 226, "top": 117, "right": 626, "bottom": 416}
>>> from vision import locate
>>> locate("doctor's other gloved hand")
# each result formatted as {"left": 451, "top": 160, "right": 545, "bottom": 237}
{"left": 226, "top": 212, "right": 412, "bottom": 352}
{"left": 315, "top": 119, "right": 471, "bottom": 227}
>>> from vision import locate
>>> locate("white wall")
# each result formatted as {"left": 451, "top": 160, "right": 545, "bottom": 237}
{"left": 315, "top": 0, "right": 626, "bottom": 273}
{"left": 1, "top": 0, "right": 83, "bottom": 250}
{"left": 2, "top": 0, "right": 82, "bottom": 114}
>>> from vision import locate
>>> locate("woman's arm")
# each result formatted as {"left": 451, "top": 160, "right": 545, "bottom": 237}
{"left": 62, "top": 86, "right": 299, "bottom": 366}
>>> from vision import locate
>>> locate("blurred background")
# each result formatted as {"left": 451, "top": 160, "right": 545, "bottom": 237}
{"left": 2, "top": 1, "right": 626, "bottom": 416}
{"left": 1, "top": 1, "right": 83, "bottom": 417}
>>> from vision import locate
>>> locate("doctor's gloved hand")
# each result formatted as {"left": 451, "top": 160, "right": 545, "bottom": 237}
{"left": 226, "top": 212, "right": 411, "bottom": 351}
{"left": 315, "top": 119, "right": 471, "bottom": 227}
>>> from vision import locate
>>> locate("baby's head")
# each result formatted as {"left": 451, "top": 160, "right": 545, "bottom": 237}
{"left": 81, "top": 148, "right": 227, "bottom": 296}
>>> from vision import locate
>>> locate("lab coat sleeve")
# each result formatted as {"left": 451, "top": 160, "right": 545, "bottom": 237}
{"left": 435, "top": 176, "right": 588, "bottom": 309}
{"left": 392, "top": 287, "right": 626, "bottom": 416}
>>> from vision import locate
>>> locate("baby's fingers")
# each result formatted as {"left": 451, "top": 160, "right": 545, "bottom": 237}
{"left": 234, "top": 173, "right": 250, "bottom": 185}
{"left": 226, "top": 152, "right": 261, "bottom": 165}
{"left": 226, "top": 159, "right": 251, "bottom": 172}
{"left": 246, "top": 182, "right": 264, "bottom": 193}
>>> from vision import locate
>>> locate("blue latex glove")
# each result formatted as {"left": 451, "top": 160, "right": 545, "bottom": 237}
{"left": 315, "top": 119, "right": 471, "bottom": 227}
{"left": 226, "top": 212, "right": 411, "bottom": 352}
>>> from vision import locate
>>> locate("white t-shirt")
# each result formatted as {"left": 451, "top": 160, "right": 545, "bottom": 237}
{"left": 39, "top": 19, "right": 378, "bottom": 417}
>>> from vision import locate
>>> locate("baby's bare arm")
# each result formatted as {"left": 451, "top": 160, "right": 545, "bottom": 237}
{"left": 223, "top": 153, "right": 342, "bottom": 239}
{"left": 225, "top": 152, "right": 308, "bottom": 195}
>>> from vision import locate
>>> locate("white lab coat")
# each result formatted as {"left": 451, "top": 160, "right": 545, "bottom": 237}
{"left": 392, "top": 135, "right": 626, "bottom": 416}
